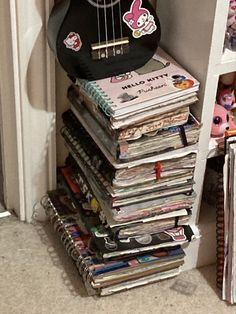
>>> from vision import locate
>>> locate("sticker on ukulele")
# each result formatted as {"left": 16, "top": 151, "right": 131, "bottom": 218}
{"left": 64, "top": 32, "right": 82, "bottom": 51}
{"left": 123, "top": 0, "right": 157, "bottom": 38}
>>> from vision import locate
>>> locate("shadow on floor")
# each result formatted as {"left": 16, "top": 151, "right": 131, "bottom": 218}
{"left": 32, "top": 220, "right": 89, "bottom": 298}
{"left": 198, "top": 264, "right": 221, "bottom": 295}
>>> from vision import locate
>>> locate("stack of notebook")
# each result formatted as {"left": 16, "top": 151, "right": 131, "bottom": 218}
{"left": 45, "top": 187, "right": 193, "bottom": 296}
{"left": 45, "top": 48, "right": 201, "bottom": 296}
{"left": 69, "top": 48, "right": 200, "bottom": 165}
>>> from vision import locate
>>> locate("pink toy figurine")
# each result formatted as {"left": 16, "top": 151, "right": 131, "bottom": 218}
{"left": 217, "top": 88, "right": 236, "bottom": 110}
{"left": 228, "top": 0, "right": 236, "bottom": 27}
{"left": 229, "top": 0, "right": 236, "bottom": 14}
{"left": 211, "top": 104, "right": 230, "bottom": 137}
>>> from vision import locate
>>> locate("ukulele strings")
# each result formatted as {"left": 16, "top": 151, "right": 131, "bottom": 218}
{"left": 96, "top": 0, "right": 123, "bottom": 59}
{"left": 118, "top": 0, "right": 124, "bottom": 55}
{"left": 103, "top": 0, "right": 109, "bottom": 58}
{"left": 106, "top": 0, "right": 124, "bottom": 57}
{"left": 111, "top": 1, "right": 116, "bottom": 56}
{"left": 96, "top": 0, "right": 101, "bottom": 59}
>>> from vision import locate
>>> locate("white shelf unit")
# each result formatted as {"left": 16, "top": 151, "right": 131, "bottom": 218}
{"left": 156, "top": 0, "right": 236, "bottom": 269}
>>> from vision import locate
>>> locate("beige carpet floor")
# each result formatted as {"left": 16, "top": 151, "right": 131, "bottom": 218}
{"left": 0, "top": 215, "right": 235, "bottom": 314}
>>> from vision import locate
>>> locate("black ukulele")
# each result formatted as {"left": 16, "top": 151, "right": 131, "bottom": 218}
{"left": 47, "top": 0, "right": 161, "bottom": 80}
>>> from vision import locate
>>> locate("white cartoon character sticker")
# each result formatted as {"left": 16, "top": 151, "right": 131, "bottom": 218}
{"left": 64, "top": 32, "right": 82, "bottom": 51}
{"left": 123, "top": 0, "right": 157, "bottom": 38}
{"left": 110, "top": 72, "right": 133, "bottom": 83}
{"left": 164, "top": 227, "right": 187, "bottom": 242}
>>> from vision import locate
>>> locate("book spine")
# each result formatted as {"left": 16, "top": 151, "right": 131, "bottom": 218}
{"left": 60, "top": 125, "right": 111, "bottom": 194}
{"left": 76, "top": 79, "right": 113, "bottom": 116}
{"left": 61, "top": 109, "right": 118, "bottom": 171}
{"left": 66, "top": 151, "right": 110, "bottom": 226}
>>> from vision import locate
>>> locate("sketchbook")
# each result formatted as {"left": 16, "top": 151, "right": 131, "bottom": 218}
{"left": 58, "top": 164, "right": 192, "bottom": 238}
{"left": 61, "top": 121, "right": 196, "bottom": 194}
{"left": 63, "top": 125, "right": 195, "bottom": 201}
{"left": 64, "top": 108, "right": 200, "bottom": 165}
{"left": 68, "top": 83, "right": 198, "bottom": 131}
{"left": 99, "top": 268, "right": 180, "bottom": 296}
{"left": 75, "top": 48, "right": 200, "bottom": 117}
{"left": 61, "top": 109, "right": 198, "bottom": 172}
{"left": 62, "top": 126, "right": 195, "bottom": 207}
{"left": 90, "top": 224, "right": 197, "bottom": 260}
{"left": 69, "top": 84, "right": 191, "bottom": 141}
{"left": 65, "top": 149, "right": 195, "bottom": 228}
{"left": 44, "top": 189, "right": 186, "bottom": 296}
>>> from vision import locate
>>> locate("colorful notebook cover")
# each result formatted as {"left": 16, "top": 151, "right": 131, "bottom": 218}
{"left": 76, "top": 48, "right": 199, "bottom": 117}
{"left": 44, "top": 189, "right": 186, "bottom": 295}
{"left": 90, "top": 224, "right": 196, "bottom": 259}
{"left": 68, "top": 83, "right": 192, "bottom": 136}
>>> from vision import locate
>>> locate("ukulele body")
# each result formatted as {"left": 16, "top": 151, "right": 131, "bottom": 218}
{"left": 48, "top": 0, "right": 161, "bottom": 80}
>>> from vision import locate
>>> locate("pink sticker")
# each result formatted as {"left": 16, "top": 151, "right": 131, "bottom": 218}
{"left": 164, "top": 227, "right": 187, "bottom": 242}
{"left": 119, "top": 141, "right": 129, "bottom": 157}
{"left": 123, "top": 0, "right": 157, "bottom": 38}
{"left": 110, "top": 72, "right": 132, "bottom": 83}
{"left": 64, "top": 32, "right": 82, "bottom": 51}
{"left": 128, "top": 259, "right": 140, "bottom": 267}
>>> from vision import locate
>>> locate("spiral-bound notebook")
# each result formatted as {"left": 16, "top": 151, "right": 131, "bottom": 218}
{"left": 58, "top": 163, "right": 190, "bottom": 240}
{"left": 44, "top": 189, "right": 186, "bottom": 296}
{"left": 62, "top": 120, "right": 196, "bottom": 191}
{"left": 66, "top": 105, "right": 201, "bottom": 164}
{"left": 68, "top": 83, "right": 192, "bottom": 139}
{"left": 63, "top": 142, "right": 195, "bottom": 229}
{"left": 221, "top": 132, "right": 236, "bottom": 304}
{"left": 75, "top": 48, "right": 199, "bottom": 117}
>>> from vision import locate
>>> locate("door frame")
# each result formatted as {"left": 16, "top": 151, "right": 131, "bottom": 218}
{"left": 0, "top": 0, "right": 56, "bottom": 221}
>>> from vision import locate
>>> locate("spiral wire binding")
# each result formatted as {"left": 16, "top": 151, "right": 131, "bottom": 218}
{"left": 61, "top": 125, "right": 110, "bottom": 189}
{"left": 77, "top": 78, "right": 113, "bottom": 116}
{"left": 42, "top": 195, "right": 98, "bottom": 296}
{"left": 30, "top": 195, "right": 84, "bottom": 296}
{"left": 216, "top": 157, "right": 225, "bottom": 289}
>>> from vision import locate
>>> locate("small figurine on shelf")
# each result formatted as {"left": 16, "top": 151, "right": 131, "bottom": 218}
{"left": 225, "top": 0, "right": 236, "bottom": 51}
{"left": 211, "top": 104, "right": 231, "bottom": 137}
{"left": 225, "top": 27, "right": 236, "bottom": 51}
{"left": 217, "top": 87, "right": 236, "bottom": 110}
{"left": 227, "top": 0, "right": 236, "bottom": 27}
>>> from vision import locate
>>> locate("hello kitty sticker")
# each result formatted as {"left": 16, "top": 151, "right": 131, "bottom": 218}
{"left": 64, "top": 32, "right": 82, "bottom": 51}
{"left": 123, "top": 0, "right": 157, "bottom": 38}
